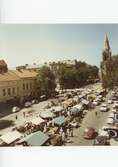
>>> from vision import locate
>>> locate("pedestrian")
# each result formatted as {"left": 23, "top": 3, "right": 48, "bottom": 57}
{"left": 47, "top": 121, "right": 50, "bottom": 127}
{"left": 67, "top": 110, "right": 70, "bottom": 116}
{"left": 67, "top": 128, "right": 70, "bottom": 137}
{"left": 62, "top": 110, "right": 65, "bottom": 116}
{"left": 15, "top": 115, "right": 18, "bottom": 120}
{"left": 52, "top": 121, "right": 55, "bottom": 127}
{"left": 59, "top": 127, "right": 63, "bottom": 135}
{"left": 95, "top": 111, "right": 97, "bottom": 116}
{"left": 43, "top": 124, "right": 47, "bottom": 133}
{"left": 23, "top": 112, "right": 25, "bottom": 118}
{"left": 62, "top": 131, "right": 65, "bottom": 141}
{"left": 70, "top": 127, "right": 74, "bottom": 137}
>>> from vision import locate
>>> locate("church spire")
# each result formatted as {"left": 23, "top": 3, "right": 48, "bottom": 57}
{"left": 102, "top": 34, "right": 112, "bottom": 61}
{"left": 104, "top": 34, "right": 111, "bottom": 51}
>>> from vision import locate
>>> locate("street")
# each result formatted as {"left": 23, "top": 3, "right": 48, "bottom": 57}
{"left": 0, "top": 82, "right": 116, "bottom": 146}
{"left": 66, "top": 91, "right": 113, "bottom": 146}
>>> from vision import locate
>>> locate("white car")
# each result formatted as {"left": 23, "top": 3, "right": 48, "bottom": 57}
{"left": 93, "top": 101, "right": 99, "bottom": 106}
{"left": 108, "top": 100, "right": 113, "bottom": 104}
{"left": 98, "top": 129, "right": 109, "bottom": 138}
{"left": 101, "top": 125, "right": 111, "bottom": 131}
{"left": 113, "top": 103, "right": 118, "bottom": 109}
{"left": 12, "top": 106, "right": 20, "bottom": 113}
{"left": 106, "top": 118, "right": 114, "bottom": 125}
{"left": 108, "top": 112, "right": 114, "bottom": 119}
{"left": 24, "top": 102, "right": 32, "bottom": 108}
{"left": 111, "top": 109, "right": 117, "bottom": 113}
{"left": 100, "top": 106, "right": 108, "bottom": 112}
{"left": 101, "top": 103, "right": 107, "bottom": 107}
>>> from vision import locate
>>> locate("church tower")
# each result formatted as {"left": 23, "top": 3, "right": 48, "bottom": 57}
{"left": 100, "top": 34, "right": 114, "bottom": 89}
{"left": 102, "top": 34, "right": 112, "bottom": 61}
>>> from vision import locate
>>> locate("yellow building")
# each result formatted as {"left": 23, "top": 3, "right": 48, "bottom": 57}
{"left": 13, "top": 69, "right": 37, "bottom": 103}
{"left": 0, "top": 60, "right": 37, "bottom": 105}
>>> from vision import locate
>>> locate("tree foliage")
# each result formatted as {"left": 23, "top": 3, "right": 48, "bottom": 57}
{"left": 58, "top": 61, "right": 99, "bottom": 89}
{"left": 37, "top": 66, "right": 56, "bottom": 97}
{"left": 101, "top": 56, "right": 118, "bottom": 89}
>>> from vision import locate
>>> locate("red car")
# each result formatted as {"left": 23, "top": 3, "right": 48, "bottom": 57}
{"left": 83, "top": 127, "right": 96, "bottom": 139}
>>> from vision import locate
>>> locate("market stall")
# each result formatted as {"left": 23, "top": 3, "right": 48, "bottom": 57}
{"left": 39, "top": 110, "right": 55, "bottom": 120}
{"left": 0, "top": 131, "right": 22, "bottom": 146}
{"left": 52, "top": 116, "right": 65, "bottom": 126}
{"left": 17, "top": 131, "right": 49, "bottom": 146}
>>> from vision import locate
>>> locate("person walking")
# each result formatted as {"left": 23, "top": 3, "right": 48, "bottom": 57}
{"left": 23, "top": 112, "right": 25, "bottom": 118}
{"left": 43, "top": 124, "right": 47, "bottom": 133}
{"left": 67, "top": 128, "right": 70, "bottom": 137}
{"left": 70, "top": 128, "right": 73, "bottom": 137}
{"left": 15, "top": 115, "right": 18, "bottom": 120}
{"left": 67, "top": 110, "right": 70, "bottom": 116}
{"left": 95, "top": 111, "right": 97, "bottom": 116}
{"left": 62, "top": 131, "right": 65, "bottom": 142}
{"left": 70, "top": 127, "right": 74, "bottom": 137}
{"left": 59, "top": 127, "right": 63, "bottom": 136}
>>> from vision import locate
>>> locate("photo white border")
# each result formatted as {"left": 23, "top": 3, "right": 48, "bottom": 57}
{"left": 1, "top": 0, "right": 118, "bottom": 23}
{"left": 1, "top": 0, "right": 118, "bottom": 166}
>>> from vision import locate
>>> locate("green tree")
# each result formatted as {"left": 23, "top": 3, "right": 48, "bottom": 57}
{"left": 58, "top": 61, "right": 99, "bottom": 89}
{"left": 37, "top": 66, "right": 56, "bottom": 98}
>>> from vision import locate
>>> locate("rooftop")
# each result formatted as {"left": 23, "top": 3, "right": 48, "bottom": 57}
{"left": 0, "top": 70, "right": 20, "bottom": 82}
{"left": 13, "top": 69, "right": 37, "bottom": 79}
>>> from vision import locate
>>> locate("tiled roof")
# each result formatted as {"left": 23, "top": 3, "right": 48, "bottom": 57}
{"left": 0, "top": 69, "right": 37, "bottom": 82}
{"left": 0, "top": 70, "right": 20, "bottom": 81}
{"left": 13, "top": 69, "right": 37, "bottom": 79}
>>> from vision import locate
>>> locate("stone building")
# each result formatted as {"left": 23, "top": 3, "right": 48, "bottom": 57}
{"left": 100, "top": 35, "right": 118, "bottom": 89}
{"left": 0, "top": 60, "right": 37, "bottom": 106}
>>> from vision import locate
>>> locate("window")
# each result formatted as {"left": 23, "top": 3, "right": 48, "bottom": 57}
{"left": 12, "top": 88, "right": 15, "bottom": 94}
{"left": 8, "top": 88, "right": 11, "bottom": 95}
{"left": 26, "top": 83, "right": 29, "bottom": 90}
{"left": 30, "top": 83, "right": 32, "bottom": 89}
{"left": 3, "top": 89, "right": 6, "bottom": 96}
{"left": 23, "top": 83, "right": 25, "bottom": 90}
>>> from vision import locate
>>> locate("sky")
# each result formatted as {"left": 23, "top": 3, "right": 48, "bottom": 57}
{"left": 0, "top": 24, "right": 118, "bottom": 68}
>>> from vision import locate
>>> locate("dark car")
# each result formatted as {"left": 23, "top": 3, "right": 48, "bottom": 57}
{"left": 102, "top": 127, "right": 118, "bottom": 139}
{"left": 93, "top": 136, "right": 110, "bottom": 145}
{"left": 24, "top": 102, "right": 32, "bottom": 108}
{"left": 83, "top": 127, "right": 97, "bottom": 139}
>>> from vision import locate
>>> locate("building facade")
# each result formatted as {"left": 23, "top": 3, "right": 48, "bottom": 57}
{"left": 0, "top": 60, "right": 38, "bottom": 105}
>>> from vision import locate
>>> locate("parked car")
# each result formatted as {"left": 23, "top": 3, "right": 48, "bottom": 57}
{"left": 113, "top": 102, "right": 118, "bottom": 109}
{"left": 31, "top": 99, "right": 36, "bottom": 104}
{"left": 93, "top": 136, "right": 110, "bottom": 145}
{"left": 93, "top": 101, "right": 99, "bottom": 106}
{"left": 40, "top": 95, "right": 46, "bottom": 101}
{"left": 108, "top": 99, "right": 113, "bottom": 104}
{"left": 100, "top": 106, "right": 108, "bottom": 112}
{"left": 12, "top": 106, "right": 20, "bottom": 113}
{"left": 111, "top": 109, "right": 117, "bottom": 113}
{"left": 83, "top": 127, "right": 97, "bottom": 139}
{"left": 24, "top": 102, "right": 32, "bottom": 108}
{"left": 108, "top": 129, "right": 118, "bottom": 138}
{"left": 98, "top": 129, "right": 109, "bottom": 138}
{"left": 101, "top": 103, "right": 107, "bottom": 107}
{"left": 108, "top": 112, "right": 114, "bottom": 119}
{"left": 106, "top": 118, "right": 114, "bottom": 125}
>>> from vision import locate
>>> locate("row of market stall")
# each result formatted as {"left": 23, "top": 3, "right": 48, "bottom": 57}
{"left": 0, "top": 84, "right": 106, "bottom": 146}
